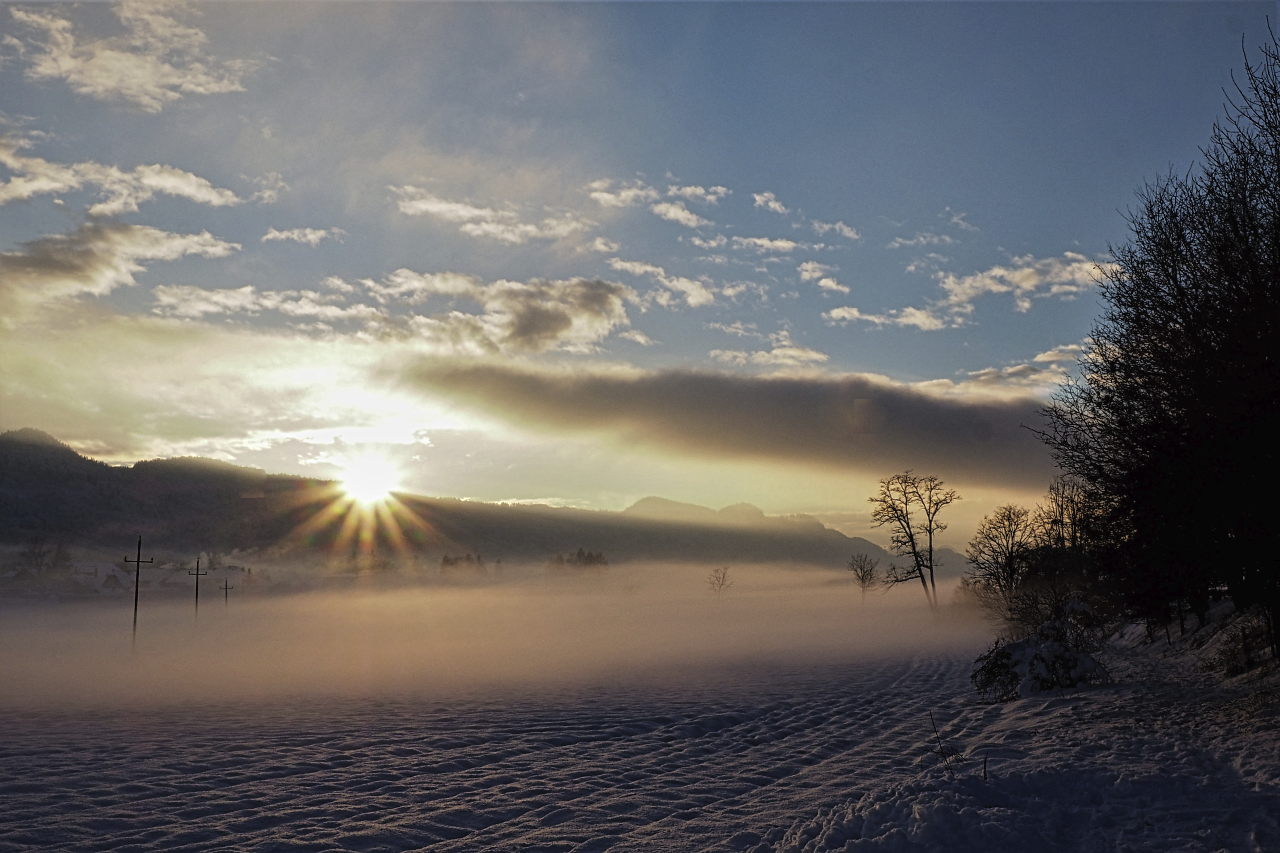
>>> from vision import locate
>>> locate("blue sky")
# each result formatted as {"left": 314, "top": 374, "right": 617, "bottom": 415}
{"left": 0, "top": 1, "right": 1271, "bottom": 542}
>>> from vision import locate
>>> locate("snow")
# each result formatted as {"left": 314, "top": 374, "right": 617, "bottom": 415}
{"left": 1, "top": 572, "right": 1277, "bottom": 852}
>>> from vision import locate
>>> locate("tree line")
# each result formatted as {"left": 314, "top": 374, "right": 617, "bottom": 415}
{"left": 852, "top": 33, "right": 1280, "bottom": 686}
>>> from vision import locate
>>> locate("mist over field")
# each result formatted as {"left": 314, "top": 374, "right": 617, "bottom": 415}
{"left": 0, "top": 564, "right": 986, "bottom": 710}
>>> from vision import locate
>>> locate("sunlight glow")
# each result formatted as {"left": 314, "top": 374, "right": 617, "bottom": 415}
{"left": 340, "top": 455, "right": 402, "bottom": 505}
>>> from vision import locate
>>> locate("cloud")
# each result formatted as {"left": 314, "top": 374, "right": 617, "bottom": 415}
{"left": 152, "top": 285, "right": 381, "bottom": 322}
{"left": 0, "top": 222, "right": 238, "bottom": 315}
{"left": 586, "top": 236, "right": 619, "bottom": 253}
{"left": 710, "top": 330, "right": 829, "bottom": 367}
{"left": 1032, "top": 341, "right": 1087, "bottom": 363}
{"left": 797, "top": 261, "right": 835, "bottom": 282}
{"left": 0, "top": 137, "right": 241, "bottom": 215}
{"left": 587, "top": 180, "right": 659, "bottom": 208}
{"left": 937, "top": 252, "right": 1103, "bottom": 314}
{"left": 394, "top": 362, "right": 1056, "bottom": 489}
{"left": 798, "top": 261, "right": 848, "bottom": 293}
{"left": 147, "top": 270, "right": 638, "bottom": 355}
{"left": 667, "top": 185, "right": 730, "bottom": 204}
{"left": 650, "top": 201, "right": 711, "bottom": 229}
{"left": 706, "top": 321, "right": 762, "bottom": 339}
{"left": 823, "top": 304, "right": 946, "bottom": 330}
{"left": 618, "top": 329, "right": 655, "bottom": 346}
{"left": 261, "top": 227, "right": 346, "bottom": 247}
{"left": 607, "top": 257, "right": 715, "bottom": 308}
{"left": 753, "top": 192, "right": 789, "bottom": 215}
{"left": 9, "top": 1, "right": 250, "bottom": 112}
{"left": 732, "top": 236, "right": 798, "bottom": 254}
{"left": 825, "top": 254, "right": 1107, "bottom": 332}
{"left": 392, "top": 186, "right": 591, "bottom": 245}
{"left": 366, "top": 272, "right": 637, "bottom": 354}
{"left": 943, "top": 208, "right": 978, "bottom": 232}
{"left": 886, "top": 232, "right": 956, "bottom": 250}
{"left": 824, "top": 306, "right": 890, "bottom": 326}
{"left": 249, "top": 172, "right": 288, "bottom": 204}
{"left": 362, "top": 270, "right": 480, "bottom": 303}
{"left": 690, "top": 235, "right": 727, "bottom": 249}
{"left": 811, "top": 220, "right": 859, "bottom": 240}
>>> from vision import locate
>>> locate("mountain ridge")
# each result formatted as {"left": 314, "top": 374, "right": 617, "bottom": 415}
{"left": 0, "top": 429, "right": 961, "bottom": 573}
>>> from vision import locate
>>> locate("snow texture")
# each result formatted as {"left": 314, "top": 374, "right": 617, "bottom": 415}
{"left": 2, "top": 622, "right": 1278, "bottom": 853}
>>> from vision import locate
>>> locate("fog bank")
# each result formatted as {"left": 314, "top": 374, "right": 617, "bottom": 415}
{"left": 0, "top": 564, "right": 987, "bottom": 710}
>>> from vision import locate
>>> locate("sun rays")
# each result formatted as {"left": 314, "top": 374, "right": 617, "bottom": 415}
{"left": 279, "top": 461, "right": 441, "bottom": 569}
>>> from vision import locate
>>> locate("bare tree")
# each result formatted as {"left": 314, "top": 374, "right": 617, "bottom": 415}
{"left": 869, "top": 471, "right": 959, "bottom": 610}
{"left": 707, "top": 565, "right": 733, "bottom": 595}
{"left": 848, "top": 553, "right": 880, "bottom": 605}
{"left": 964, "top": 504, "right": 1036, "bottom": 632}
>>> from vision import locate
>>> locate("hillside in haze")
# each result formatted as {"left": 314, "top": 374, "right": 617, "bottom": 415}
{"left": 0, "top": 429, "right": 948, "bottom": 571}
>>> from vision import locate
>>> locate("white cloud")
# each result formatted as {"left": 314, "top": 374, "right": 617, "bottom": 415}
{"left": 732, "top": 236, "right": 798, "bottom": 254}
{"left": 667, "top": 185, "right": 730, "bottom": 204}
{"left": 618, "top": 329, "right": 655, "bottom": 346}
{"left": 798, "top": 261, "right": 835, "bottom": 281}
{"left": 261, "top": 227, "right": 345, "bottom": 247}
{"left": 586, "top": 236, "right": 620, "bottom": 253}
{"left": 823, "top": 306, "right": 890, "bottom": 326}
{"left": 363, "top": 270, "right": 479, "bottom": 303}
{"left": 823, "top": 304, "right": 947, "bottom": 330}
{"left": 9, "top": 1, "right": 251, "bottom": 113}
{"left": 886, "top": 232, "right": 957, "bottom": 250}
{"left": 710, "top": 330, "right": 828, "bottom": 367}
{"left": 826, "top": 254, "right": 1104, "bottom": 332}
{"left": 1032, "top": 341, "right": 1087, "bottom": 363}
{"left": 690, "top": 234, "right": 727, "bottom": 249}
{"left": 0, "top": 222, "right": 239, "bottom": 315}
{"left": 940, "top": 207, "right": 978, "bottom": 232}
{"left": 392, "top": 186, "right": 592, "bottom": 245}
{"left": 904, "top": 253, "right": 949, "bottom": 274}
{"left": 894, "top": 306, "right": 949, "bottom": 331}
{"left": 817, "top": 278, "right": 849, "bottom": 294}
{"left": 152, "top": 285, "right": 383, "bottom": 322}
{"left": 322, "top": 276, "right": 355, "bottom": 294}
{"left": 607, "top": 257, "right": 715, "bottom": 308}
{"left": 0, "top": 136, "right": 241, "bottom": 215}
{"left": 811, "top": 220, "right": 860, "bottom": 240}
{"left": 937, "top": 252, "right": 1104, "bottom": 314}
{"left": 650, "top": 201, "right": 711, "bottom": 229}
{"left": 249, "top": 172, "right": 288, "bottom": 204}
{"left": 587, "top": 180, "right": 659, "bottom": 208}
{"left": 752, "top": 192, "right": 789, "bottom": 215}
{"left": 706, "top": 320, "right": 762, "bottom": 338}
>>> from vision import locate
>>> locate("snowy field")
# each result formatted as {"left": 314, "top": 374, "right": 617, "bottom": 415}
{"left": 1, "top": 566, "right": 1278, "bottom": 852}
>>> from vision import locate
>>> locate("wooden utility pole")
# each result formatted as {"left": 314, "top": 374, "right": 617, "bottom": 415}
{"left": 126, "top": 536, "right": 153, "bottom": 652}
{"left": 189, "top": 558, "right": 208, "bottom": 618}
{"left": 220, "top": 578, "right": 233, "bottom": 606}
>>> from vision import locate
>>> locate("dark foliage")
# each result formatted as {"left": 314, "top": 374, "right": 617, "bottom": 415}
{"left": 1041, "top": 34, "right": 1280, "bottom": 655}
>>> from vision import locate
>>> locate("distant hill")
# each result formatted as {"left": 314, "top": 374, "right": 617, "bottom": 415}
{"left": 1, "top": 428, "right": 911, "bottom": 570}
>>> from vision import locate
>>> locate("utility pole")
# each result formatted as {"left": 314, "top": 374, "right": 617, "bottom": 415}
{"left": 189, "top": 558, "right": 208, "bottom": 619}
{"left": 220, "top": 578, "right": 233, "bottom": 606}
{"left": 126, "top": 536, "right": 153, "bottom": 653}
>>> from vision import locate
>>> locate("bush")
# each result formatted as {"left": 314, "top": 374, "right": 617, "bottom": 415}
{"left": 971, "top": 598, "right": 1110, "bottom": 701}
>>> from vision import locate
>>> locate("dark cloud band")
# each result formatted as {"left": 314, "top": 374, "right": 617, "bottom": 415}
{"left": 396, "top": 361, "right": 1056, "bottom": 489}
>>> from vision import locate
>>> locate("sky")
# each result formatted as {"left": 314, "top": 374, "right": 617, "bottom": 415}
{"left": 0, "top": 0, "right": 1272, "bottom": 544}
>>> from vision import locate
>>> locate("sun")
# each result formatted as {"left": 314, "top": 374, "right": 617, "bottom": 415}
{"left": 340, "top": 455, "right": 402, "bottom": 505}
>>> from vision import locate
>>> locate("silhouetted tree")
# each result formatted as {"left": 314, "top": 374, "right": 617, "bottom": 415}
{"left": 1041, "top": 33, "right": 1280, "bottom": 654}
{"left": 964, "top": 505, "right": 1036, "bottom": 631}
{"left": 707, "top": 565, "right": 732, "bottom": 595}
{"left": 847, "top": 553, "right": 880, "bottom": 605}
{"left": 869, "top": 471, "right": 959, "bottom": 610}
